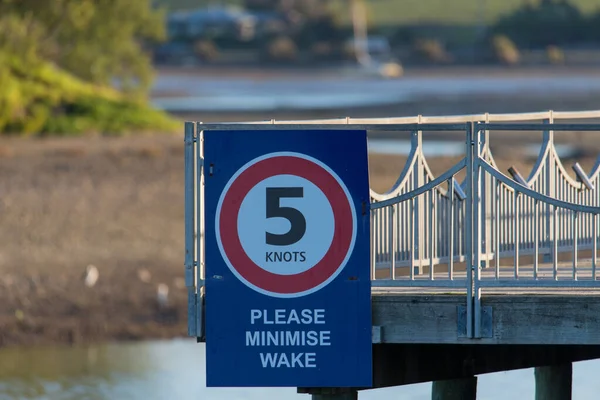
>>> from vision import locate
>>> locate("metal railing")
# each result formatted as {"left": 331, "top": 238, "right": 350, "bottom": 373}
{"left": 370, "top": 120, "right": 600, "bottom": 287}
{"left": 184, "top": 109, "right": 600, "bottom": 340}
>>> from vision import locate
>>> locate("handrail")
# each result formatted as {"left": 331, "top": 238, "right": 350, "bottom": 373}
{"left": 198, "top": 123, "right": 468, "bottom": 131}
{"left": 204, "top": 109, "right": 600, "bottom": 126}
{"left": 371, "top": 159, "right": 466, "bottom": 209}
{"left": 479, "top": 122, "right": 600, "bottom": 131}
{"left": 479, "top": 159, "right": 600, "bottom": 214}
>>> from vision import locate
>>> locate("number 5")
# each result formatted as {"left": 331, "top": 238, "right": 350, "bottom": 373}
{"left": 266, "top": 187, "right": 306, "bottom": 246}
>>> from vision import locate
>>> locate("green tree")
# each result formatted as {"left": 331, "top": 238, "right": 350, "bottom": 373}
{"left": 490, "top": 0, "right": 587, "bottom": 48}
{"left": 0, "top": 0, "right": 166, "bottom": 95}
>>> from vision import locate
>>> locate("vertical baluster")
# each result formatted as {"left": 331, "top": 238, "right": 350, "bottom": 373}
{"left": 448, "top": 179, "right": 454, "bottom": 280}
{"left": 583, "top": 189, "right": 588, "bottom": 246}
{"left": 594, "top": 213, "right": 598, "bottom": 280}
{"left": 528, "top": 187, "right": 534, "bottom": 253}
{"left": 404, "top": 197, "right": 408, "bottom": 265}
{"left": 434, "top": 193, "right": 438, "bottom": 268}
{"left": 410, "top": 197, "right": 415, "bottom": 280}
{"left": 389, "top": 205, "right": 396, "bottom": 279}
{"left": 384, "top": 207, "right": 388, "bottom": 272}
{"left": 376, "top": 207, "right": 380, "bottom": 269}
{"left": 373, "top": 208, "right": 378, "bottom": 273}
{"left": 514, "top": 192, "right": 519, "bottom": 279}
{"left": 371, "top": 208, "right": 376, "bottom": 280}
{"left": 553, "top": 206, "right": 559, "bottom": 280}
{"left": 495, "top": 181, "right": 501, "bottom": 279}
{"left": 429, "top": 190, "right": 434, "bottom": 280}
{"left": 534, "top": 199, "right": 539, "bottom": 279}
{"left": 573, "top": 211, "right": 578, "bottom": 280}
{"left": 398, "top": 197, "right": 403, "bottom": 266}
{"left": 457, "top": 197, "right": 462, "bottom": 260}
{"left": 503, "top": 187, "right": 508, "bottom": 262}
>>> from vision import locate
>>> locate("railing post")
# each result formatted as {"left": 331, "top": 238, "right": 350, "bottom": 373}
{"left": 184, "top": 122, "right": 197, "bottom": 338}
{"left": 196, "top": 122, "right": 205, "bottom": 340}
{"left": 483, "top": 113, "right": 492, "bottom": 269}
{"left": 465, "top": 122, "right": 474, "bottom": 339}
{"left": 473, "top": 125, "right": 484, "bottom": 339}
{"left": 414, "top": 127, "right": 425, "bottom": 275}
{"left": 543, "top": 113, "right": 555, "bottom": 263}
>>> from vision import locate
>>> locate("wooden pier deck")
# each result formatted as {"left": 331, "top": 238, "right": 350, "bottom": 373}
{"left": 187, "top": 115, "right": 600, "bottom": 398}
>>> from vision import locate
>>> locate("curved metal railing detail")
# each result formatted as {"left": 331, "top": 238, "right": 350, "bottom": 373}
{"left": 367, "top": 115, "right": 600, "bottom": 289}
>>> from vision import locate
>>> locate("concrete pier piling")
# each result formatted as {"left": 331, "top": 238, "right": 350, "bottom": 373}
{"left": 310, "top": 389, "right": 358, "bottom": 400}
{"left": 535, "top": 364, "right": 572, "bottom": 400}
{"left": 431, "top": 377, "right": 477, "bottom": 400}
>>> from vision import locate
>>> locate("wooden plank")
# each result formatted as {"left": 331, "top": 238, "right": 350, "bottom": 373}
{"left": 372, "top": 293, "right": 600, "bottom": 344}
{"left": 372, "top": 294, "right": 471, "bottom": 344}
{"left": 480, "top": 295, "right": 600, "bottom": 345}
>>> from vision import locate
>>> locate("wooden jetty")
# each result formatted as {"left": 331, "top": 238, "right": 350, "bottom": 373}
{"left": 186, "top": 110, "right": 600, "bottom": 399}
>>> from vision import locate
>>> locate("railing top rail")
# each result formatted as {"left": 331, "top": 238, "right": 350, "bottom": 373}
{"left": 371, "top": 159, "right": 466, "bottom": 209}
{"left": 553, "top": 110, "right": 600, "bottom": 119}
{"left": 480, "top": 159, "right": 600, "bottom": 214}
{"left": 197, "top": 123, "right": 469, "bottom": 131}
{"left": 196, "top": 109, "right": 600, "bottom": 126}
{"left": 479, "top": 123, "right": 600, "bottom": 131}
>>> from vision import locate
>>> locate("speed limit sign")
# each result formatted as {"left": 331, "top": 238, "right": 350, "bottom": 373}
{"left": 204, "top": 128, "right": 372, "bottom": 388}
{"left": 216, "top": 152, "right": 356, "bottom": 298}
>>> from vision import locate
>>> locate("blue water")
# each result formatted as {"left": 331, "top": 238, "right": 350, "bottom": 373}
{"left": 367, "top": 139, "right": 578, "bottom": 158}
{"left": 1, "top": 339, "right": 600, "bottom": 400}
{"left": 368, "top": 139, "right": 464, "bottom": 157}
{"left": 151, "top": 73, "right": 600, "bottom": 112}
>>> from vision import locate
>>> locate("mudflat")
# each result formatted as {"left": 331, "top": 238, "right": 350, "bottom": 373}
{"left": 2, "top": 69, "right": 600, "bottom": 348}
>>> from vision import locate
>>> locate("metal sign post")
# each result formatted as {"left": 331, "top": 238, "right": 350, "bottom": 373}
{"left": 203, "top": 128, "right": 372, "bottom": 388}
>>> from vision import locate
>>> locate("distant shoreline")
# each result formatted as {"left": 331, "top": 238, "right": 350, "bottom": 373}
{"left": 153, "top": 64, "right": 600, "bottom": 83}
{"left": 151, "top": 65, "right": 600, "bottom": 114}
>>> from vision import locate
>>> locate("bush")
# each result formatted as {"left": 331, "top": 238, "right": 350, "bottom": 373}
{"left": 546, "top": 45, "right": 565, "bottom": 64}
{"left": 0, "top": 51, "right": 179, "bottom": 136}
{"left": 412, "top": 38, "right": 452, "bottom": 63}
{"left": 261, "top": 36, "right": 298, "bottom": 63}
{"left": 490, "top": 35, "right": 520, "bottom": 65}
{"left": 194, "top": 40, "right": 219, "bottom": 62}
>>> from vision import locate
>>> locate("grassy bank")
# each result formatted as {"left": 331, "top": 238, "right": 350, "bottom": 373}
{"left": 0, "top": 52, "right": 180, "bottom": 137}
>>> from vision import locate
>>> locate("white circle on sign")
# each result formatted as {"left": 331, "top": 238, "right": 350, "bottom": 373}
{"left": 237, "top": 174, "right": 335, "bottom": 276}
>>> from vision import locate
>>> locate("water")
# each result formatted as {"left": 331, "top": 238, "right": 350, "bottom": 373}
{"left": 367, "top": 139, "right": 578, "bottom": 158}
{"left": 151, "top": 73, "right": 600, "bottom": 112}
{"left": 2, "top": 339, "right": 600, "bottom": 400}
{"left": 368, "top": 139, "right": 464, "bottom": 157}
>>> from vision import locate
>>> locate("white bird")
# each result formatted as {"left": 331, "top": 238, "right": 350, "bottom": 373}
{"left": 157, "top": 283, "right": 169, "bottom": 308}
{"left": 137, "top": 268, "right": 151, "bottom": 283}
{"left": 173, "top": 277, "right": 186, "bottom": 290}
{"left": 84, "top": 265, "right": 99, "bottom": 288}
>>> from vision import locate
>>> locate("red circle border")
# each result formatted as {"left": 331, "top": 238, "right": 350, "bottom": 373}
{"left": 218, "top": 154, "right": 354, "bottom": 295}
